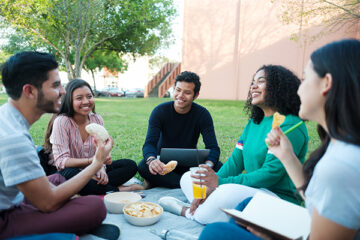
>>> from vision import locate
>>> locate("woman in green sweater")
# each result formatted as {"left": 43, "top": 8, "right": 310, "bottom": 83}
{"left": 159, "top": 65, "right": 309, "bottom": 224}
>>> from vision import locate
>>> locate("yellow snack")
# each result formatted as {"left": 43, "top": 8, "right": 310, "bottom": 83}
{"left": 160, "top": 160, "right": 178, "bottom": 175}
{"left": 272, "top": 112, "right": 285, "bottom": 128}
{"left": 124, "top": 202, "right": 162, "bottom": 218}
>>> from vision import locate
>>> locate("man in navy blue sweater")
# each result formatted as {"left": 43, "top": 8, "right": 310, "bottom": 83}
{"left": 138, "top": 71, "right": 222, "bottom": 188}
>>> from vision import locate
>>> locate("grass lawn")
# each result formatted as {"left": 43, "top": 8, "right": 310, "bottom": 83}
{"left": 0, "top": 94, "right": 321, "bottom": 164}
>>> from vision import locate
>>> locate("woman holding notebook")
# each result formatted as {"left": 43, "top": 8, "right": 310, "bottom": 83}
{"left": 200, "top": 39, "right": 360, "bottom": 239}
{"left": 159, "top": 65, "right": 309, "bottom": 224}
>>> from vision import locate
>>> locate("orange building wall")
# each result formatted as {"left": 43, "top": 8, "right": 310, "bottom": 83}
{"left": 182, "top": 0, "right": 359, "bottom": 100}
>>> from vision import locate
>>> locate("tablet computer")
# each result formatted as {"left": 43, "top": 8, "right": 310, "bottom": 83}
{"left": 159, "top": 148, "right": 210, "bottom": 167}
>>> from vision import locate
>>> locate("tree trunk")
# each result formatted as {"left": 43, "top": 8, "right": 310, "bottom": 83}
{"left": 91, "top": 69, "right": 98, "bottom": 97}
{"left": 74, "top": 47, "right": 82, "bottom": 78}
{"left": 64, "top": 59, "right": 75, "bottom": 80}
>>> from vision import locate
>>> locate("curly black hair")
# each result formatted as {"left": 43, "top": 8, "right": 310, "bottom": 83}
{"left": 244, "top": 65, "right": 301, "bottom": 124}
{"left": 175, "top": 71, "right": 201, "bottom": 96}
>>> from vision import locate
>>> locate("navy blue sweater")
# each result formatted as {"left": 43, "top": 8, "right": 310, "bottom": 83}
{"left": 142, "top": 101, "right": 220, "bottom": 165}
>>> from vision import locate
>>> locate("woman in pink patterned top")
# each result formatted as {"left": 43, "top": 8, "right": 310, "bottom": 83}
{"left": 44, "top": 79, "right": 141, "bottom": 195}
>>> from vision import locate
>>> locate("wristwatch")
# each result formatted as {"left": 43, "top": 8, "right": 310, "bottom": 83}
{"left": 146, "top": 156, "right": 156, "bottom": 165}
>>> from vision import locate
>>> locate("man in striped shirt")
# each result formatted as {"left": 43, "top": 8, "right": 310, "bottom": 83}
{"left": 0, "top": 51, "right": 113, "bottom": 239}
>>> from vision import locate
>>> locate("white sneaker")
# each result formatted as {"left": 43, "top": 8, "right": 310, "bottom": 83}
{"left": 122, "top": 177, "right": 143, "bottom": 186}
{"left": 158, "top": 196, "right": 190, "bottom": 216}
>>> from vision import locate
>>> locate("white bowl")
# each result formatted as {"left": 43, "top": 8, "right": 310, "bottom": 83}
{"left": 104, "top": 192, "right": 142, "bottom": 214}
{"left": 123, "top": 202, "right": 163, "bottom": 226}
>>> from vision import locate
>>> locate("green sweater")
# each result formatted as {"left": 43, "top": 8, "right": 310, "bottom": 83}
{"left": 217, "top": 114, "right": 308, "bottom": 204}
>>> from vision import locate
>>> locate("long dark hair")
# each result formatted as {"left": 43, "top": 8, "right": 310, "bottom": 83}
{"left": 244, "top": 65, "right": 301, "bottom": 123}
{"left": 59, "top": 79, "right": 96, "bottom": 117}
{"left": 301, "top": 39, "right": 360, "bottom": 190}
{"left": 43, "top": 79, "right": 95, "bottom": 153}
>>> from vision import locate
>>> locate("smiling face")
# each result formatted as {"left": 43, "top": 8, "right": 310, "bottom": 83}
{"left": 250, "top": 69, "right": 267, "bottom": 106}
{"left": 36, "top": 69, "right": 65, "bottom": 113}
{"left": 173, "top": 81, "right": 199, "bottom": 114}
{"left": 72, "top": 86, "right": 95, "bottom": 116}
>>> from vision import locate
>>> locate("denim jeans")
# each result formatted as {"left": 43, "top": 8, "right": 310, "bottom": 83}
{"left": 198, "top": 197, "right": 262, "bottom": 240}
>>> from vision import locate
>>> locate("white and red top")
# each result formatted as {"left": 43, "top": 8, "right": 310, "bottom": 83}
{"left": 49, "top": 113, "right": 104, "bottom": 170}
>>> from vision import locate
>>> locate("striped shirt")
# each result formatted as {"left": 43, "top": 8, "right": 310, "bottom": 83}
{"left": 0, "top": 103, "right": 45, "bottom": 210}
{"left": 50, "top": 113, "right": 104, "bottom": 170}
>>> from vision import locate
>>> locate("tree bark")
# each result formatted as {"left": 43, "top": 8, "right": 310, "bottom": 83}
{"left": 91, "top": 69, "right": 98, "bottom": 97}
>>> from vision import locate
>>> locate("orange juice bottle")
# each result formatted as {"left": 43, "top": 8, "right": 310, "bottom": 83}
{"left": 192, "top": 183, "right": 207, "bottom": 199}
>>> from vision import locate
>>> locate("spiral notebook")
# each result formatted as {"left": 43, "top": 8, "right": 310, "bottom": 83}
{"left": 221, "top": 192, "right": 311, "bottom": 240}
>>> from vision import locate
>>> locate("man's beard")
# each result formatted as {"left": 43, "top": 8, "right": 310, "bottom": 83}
{"left": 36, "top": 89, "right": 59, "bottom": 114}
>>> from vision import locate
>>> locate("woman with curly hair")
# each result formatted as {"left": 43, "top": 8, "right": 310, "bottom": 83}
{"left": 199, "top": 39, "right": 360, "bottom": 240}
{"left": 159, "top": 65, "right": 309, "bottom": 224}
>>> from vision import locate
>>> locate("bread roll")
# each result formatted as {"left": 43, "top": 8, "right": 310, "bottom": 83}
{"left": 160, "top": 160, "right": 178, "bottom": 175}
{"left": 85, "top": 123, "right": 110, "bottom": 141}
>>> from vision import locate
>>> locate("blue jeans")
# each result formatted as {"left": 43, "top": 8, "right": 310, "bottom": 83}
{"left": 199, "top": 197, "right": 262, "bottom": 240}
{"left": 7, "top": 233, "right": 76, "bottom": 240}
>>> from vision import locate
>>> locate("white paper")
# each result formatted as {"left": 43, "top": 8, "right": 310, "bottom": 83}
{"left": 223, "top": 192, "right": 311, "bottom": 240}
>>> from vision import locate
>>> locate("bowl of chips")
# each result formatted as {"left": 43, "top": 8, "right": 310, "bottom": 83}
{"left": 104, "top": 192, "right": 142, "bottom": 214}
{"left": 123, "top": 202, "right": 163, "bottom": 226}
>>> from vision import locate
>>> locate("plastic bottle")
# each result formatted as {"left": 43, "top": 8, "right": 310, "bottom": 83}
{"left": 149, "top": 229, "right": 199, "bottom": 240}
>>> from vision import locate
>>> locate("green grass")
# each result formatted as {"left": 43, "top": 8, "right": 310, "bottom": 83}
{"left": 0, "top": 94, "right": 321, "bottom": 163}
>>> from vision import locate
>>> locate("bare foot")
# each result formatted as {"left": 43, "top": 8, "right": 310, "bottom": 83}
{"left": 118, "top": 184, "right": 145, "bottom": 191}
{"left": 143, "top": 179, "right": 151, "bottom": 190}
{"left": 181, "top": 206, "right": 189, "bottom": 217}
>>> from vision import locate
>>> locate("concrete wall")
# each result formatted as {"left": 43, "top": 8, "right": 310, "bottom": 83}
{"left": 182, "top": 0, "right": 359, "bottom": 100}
